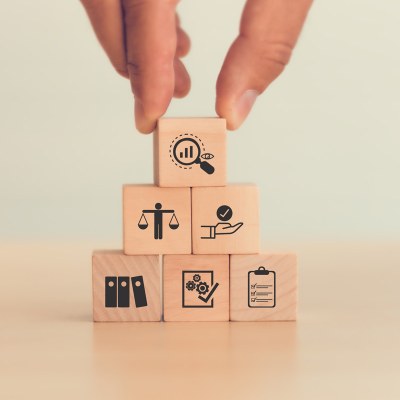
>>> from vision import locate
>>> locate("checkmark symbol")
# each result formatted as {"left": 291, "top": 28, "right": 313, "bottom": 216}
{"left": 219, "top": 209, "right": 229, "bottom": 218}
{"left": 198, "top": 283, "right": 219, "bottom": 303}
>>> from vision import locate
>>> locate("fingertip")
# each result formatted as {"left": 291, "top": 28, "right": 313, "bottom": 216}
{"left": 115, "top": 67, "right": 129, "bottom": 79}
{"left": 176, "top": 27, "right": 191, "bottom": 58}
{"left": 232, "top": 89, "right": 259, "bottom": 129}
{"left": 173, "top": 84, "right": 190, "bottom": 99}
{"left": 216, "top": 89, "right": 259, "bottom": 130}
{"left": 129, "top": 63, "right": 174, "bottom": 133}
{"left": 134, "top": 100, "right": 157, "bottom": 134}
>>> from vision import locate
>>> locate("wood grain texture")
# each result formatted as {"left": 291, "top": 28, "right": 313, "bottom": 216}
{"left": 154, "top": 118, "right": 226, "bottom": 187}
{"left": 163, "top": 254, "right": 229, "bottom": 321}
{"left": 192, "top": 184, "right": 260, "bottom": 254}
{"left": 4, "top": 241, "right": 400, "bottom": 398}
{"left": 230, "top": 253, "right": 297, "bottom": 321}
{"left": 123, "top": 184, "right": 191, "bottom": 255}
{"left": 92, "top": 251, "right": 161, "bottom": 321}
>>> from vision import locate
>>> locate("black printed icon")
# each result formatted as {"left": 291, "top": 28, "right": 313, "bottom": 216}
{"left": 131, "top": 276, "right": 148, "bottom": 308}
{"left": 182, "top": 271, "right": 219, "bottom": 308}
{"left": 201, "top": 205, "right": 243, "bottom": 239}
{"left": 138, "top": 202, "right": 179, "bottom": 240}
{"left": 248, "top": 267, "right": 276, "bottom": 308}
{"left": 170, "top": 134, "right": 215, "bottom": 175}
{"left": 105, "top": 276, "right": 119, "bottom": 308}
{"left": 105, "top": 275, "right": 148, "bottom": 308}
{"left": 117, "top": 276, "right": 130, "bottom": 308}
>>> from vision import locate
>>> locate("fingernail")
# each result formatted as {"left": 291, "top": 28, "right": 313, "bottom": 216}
{"left": 231, "top": 90, "right": 259, "bottom": 129}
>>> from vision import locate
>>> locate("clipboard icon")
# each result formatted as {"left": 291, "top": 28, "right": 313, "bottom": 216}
{"left": 248, "top": 267, "right": 276, "bottom": 308}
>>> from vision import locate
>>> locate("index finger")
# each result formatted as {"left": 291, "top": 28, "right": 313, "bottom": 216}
{"left": 122, "top": 0, "right": 179, "bottom": 133}
{"left": 81, "top": 0, "right": 128, "bottom": 77}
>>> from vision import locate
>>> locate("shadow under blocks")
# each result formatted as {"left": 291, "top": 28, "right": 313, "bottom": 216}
{"left": 92, "top": 117, "right": 297, "bottom": 322}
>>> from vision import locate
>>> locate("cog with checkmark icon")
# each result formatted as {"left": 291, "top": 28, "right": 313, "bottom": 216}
{"left": 200, "top": 205, "right": 244, "bottom": 239}
{"left": 182, "top": 271, "right": 219, "bottom": 308}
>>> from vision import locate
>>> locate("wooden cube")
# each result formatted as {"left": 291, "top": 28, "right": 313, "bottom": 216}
{"left": 92, "top": 251, "right": 161, "bottom": 321}
{"left": 230, "top": 253, "right": 297, "bottom": 321}
{"left": 154, "top": 118, "right": 226, "bottom": 187}
{"left": 192, "top": 184, "right": 259, "bottom": 254}
{"left": 163, "top": 254, "right": 229, "bottom": 321}
{"left": 123, "top": 184, "right": 191, "bottom": 255}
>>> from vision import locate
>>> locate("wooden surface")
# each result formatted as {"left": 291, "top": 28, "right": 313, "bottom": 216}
{"left": 230, "top": 253, "right": 297, "bottom": 321}
{"left": 154, "top": 118, "right": 226, "bottom": 187}
{"left": 1, "top": 241, "right": 399, "bottom": 400}
{"left": 192, "top": 184, "right": 260, "bottom": 254}
{"left": 123, "top": 184, "right": 191, "bottom": 254}
{"left": 163, "top": 254, "right": 229, "bottom": 321}
{"left": 92, "top": 251, "right": 161, "bottom": 321}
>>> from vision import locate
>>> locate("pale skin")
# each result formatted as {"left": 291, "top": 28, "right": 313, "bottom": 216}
{"left": 81, "top": 0, "right": 312, "bottom": 133}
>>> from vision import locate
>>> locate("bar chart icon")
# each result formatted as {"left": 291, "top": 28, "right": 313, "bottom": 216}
{"left": 171, "top": 136, "right": 215, "bottom": 174}
{"left": 180, "top": 145, "right": 194, "bottom": 159}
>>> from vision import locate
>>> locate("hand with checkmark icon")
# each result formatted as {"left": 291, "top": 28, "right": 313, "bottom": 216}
{"left": 201, "top": 205, "right": 244, "bottom": 239}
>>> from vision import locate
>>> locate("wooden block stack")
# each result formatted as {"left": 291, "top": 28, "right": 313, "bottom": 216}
{"left": 92, "top": 118, "right": 297, "bottom": 322}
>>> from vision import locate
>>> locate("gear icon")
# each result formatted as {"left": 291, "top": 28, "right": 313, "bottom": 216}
{"left": 186, "top": 281, "right": 196, "bottom": 291}
{"left": 193, "top": 274, "right": 201, "bottom": 282}
{"left": 196, "top": 282, "right": 209, "bottom": 295}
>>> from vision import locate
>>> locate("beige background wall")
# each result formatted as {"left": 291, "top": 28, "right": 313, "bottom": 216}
{"left": 0, "top": 0, "right": 399, "bottom": 242}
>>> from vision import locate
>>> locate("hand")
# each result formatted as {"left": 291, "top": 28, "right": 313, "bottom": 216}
{"left": 215, "top": 222, "right": 243, "bottom": 236}
{"left": 200, "top": 222, "right": 243, "bottom": 239}
{"left": 81, "top": 0, "right": 312, "bottom": 132}
{"left": 81, "top": 0, "right": 190, "bottom": 133}
{"left": 216, "top": 0, "right": 313, "bottom": 129}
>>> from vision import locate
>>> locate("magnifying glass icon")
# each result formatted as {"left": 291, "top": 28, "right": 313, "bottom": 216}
{"left": 172, "top": 137, "right": 215, "bottom": 175}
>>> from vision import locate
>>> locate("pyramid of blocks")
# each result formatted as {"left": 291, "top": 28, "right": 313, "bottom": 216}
{"left": 92, "top": 118, "right": 297, "bottom": 322}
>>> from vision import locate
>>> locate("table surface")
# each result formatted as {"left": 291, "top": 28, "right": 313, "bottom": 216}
{"left": 1, "top": 241, "right": 399, "bottom": 399}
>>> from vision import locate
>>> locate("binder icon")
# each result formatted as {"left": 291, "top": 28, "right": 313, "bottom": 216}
{"left": 105, "top": 276, "right": 118, "bottom": 307}
{"left": 131, "top": 276, "right": 148, "bottom": 308}
{"left": 118, "top": 276, "right": 130, "bottom": 307}
{"left": 248, "top": 267, "right": 276, "bottom": 308}
{"left": 105, "top": 276, "right": 130, "bottom": 308}
{"left": 105, "top": 275, "right": 148, "bottom": 308}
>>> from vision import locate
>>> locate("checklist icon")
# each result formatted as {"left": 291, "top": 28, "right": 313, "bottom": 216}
{"left": 248, "top": 267, "right": 276, "bottom": 308}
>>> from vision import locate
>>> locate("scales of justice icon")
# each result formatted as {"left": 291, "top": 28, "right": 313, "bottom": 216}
{"left": 138, "top": 202, "right": 179, "bottom": 240}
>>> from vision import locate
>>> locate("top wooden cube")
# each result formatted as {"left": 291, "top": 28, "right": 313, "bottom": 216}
{"left": 153, "top": 118, "right": 227, "bottom": 187}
